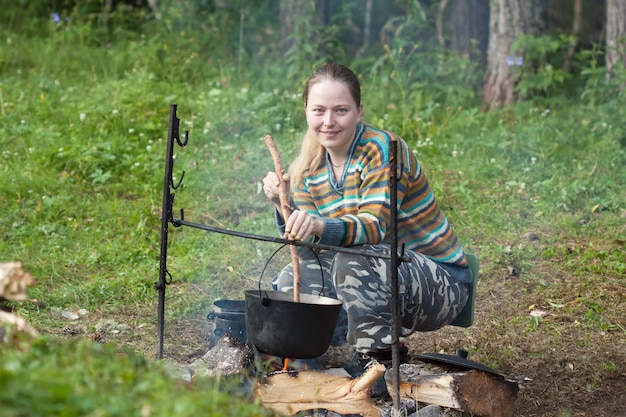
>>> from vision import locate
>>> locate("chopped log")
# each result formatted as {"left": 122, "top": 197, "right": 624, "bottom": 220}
{"left": 0, "top": 261, "right": 39, "bottom": 340}
{"left": 0, "top": 310, "right": 39, "bottom": 337}
{"left": 392, "top": 364, "right": 518, "bottom": 417}
{"left": 0, "top": 261, "right": 36, "bottom": 301}
{"left": 255, "top": 362, "right": 385, "bottom": 417}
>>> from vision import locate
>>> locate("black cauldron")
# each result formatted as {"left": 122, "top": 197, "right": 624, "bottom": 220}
{"left": 245, "top": 290, "right": 342, "bottom": 359}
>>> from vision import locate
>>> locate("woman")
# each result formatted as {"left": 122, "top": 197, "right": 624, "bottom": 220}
{"left": 262, "top": 63, "right": 471, "bottom": 361}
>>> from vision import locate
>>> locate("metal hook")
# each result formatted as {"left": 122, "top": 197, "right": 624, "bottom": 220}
{"left": 170, "top": 169, "right": 185, "bottom": 189}
{"left": 176, "top": 130, "right": 189, "bottom": 147}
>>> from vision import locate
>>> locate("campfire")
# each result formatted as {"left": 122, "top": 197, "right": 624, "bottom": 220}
{"left": 191, "top": 329, "right": 518, "bottom": 417}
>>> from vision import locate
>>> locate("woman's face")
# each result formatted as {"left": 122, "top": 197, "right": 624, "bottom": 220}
{"left": 305, "top": 79, "right": 363, "bottom": 154}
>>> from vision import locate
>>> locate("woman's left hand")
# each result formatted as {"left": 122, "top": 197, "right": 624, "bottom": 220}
{"left": 285, "top": 210, "right": 324, "bottom": 242}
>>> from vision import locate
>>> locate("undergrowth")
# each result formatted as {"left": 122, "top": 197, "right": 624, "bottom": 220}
{"left": 0, "top": 4, "right": 625, "bottom": 417}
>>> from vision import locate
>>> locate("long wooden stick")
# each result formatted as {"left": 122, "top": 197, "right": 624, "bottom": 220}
{"left": 264, "top": 135, "right": 300, "bottom": 302}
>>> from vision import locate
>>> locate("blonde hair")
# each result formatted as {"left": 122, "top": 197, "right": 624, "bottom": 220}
{"left": 288, "top": 63, "right": 362, "bottom": 191}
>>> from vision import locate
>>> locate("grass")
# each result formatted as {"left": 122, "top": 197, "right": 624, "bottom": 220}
{"left": 1, "top": 8, "right": 625, "bottom": 417}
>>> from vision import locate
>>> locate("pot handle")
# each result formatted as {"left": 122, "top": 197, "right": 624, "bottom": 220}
{"left": 258, "top": 243, "right": 327, "bottom": 298}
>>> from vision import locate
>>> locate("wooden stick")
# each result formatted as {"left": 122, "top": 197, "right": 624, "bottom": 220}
{"left": 264, "top": 135, "right": 301, "bottom": 302}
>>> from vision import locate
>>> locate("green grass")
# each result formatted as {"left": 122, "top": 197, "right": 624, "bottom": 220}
{"left": 0, "top": 335, "right": 270, "bottom": 417}
{"left": 1, "top": 7, "right": 625, "bottom": 417}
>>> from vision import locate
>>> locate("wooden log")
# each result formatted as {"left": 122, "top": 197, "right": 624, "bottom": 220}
{"left": 255, "top": 362, "right": 385, "bottom": 417}
{"left": 0, "top": 261, "right": 39, "bottom": 339}
{"left": 392, "top": 364, "right": 519, "bottom": 417}
{"left": 0, "top": 261, "right": 36, "bottom": 301}
{"left": 0, "top": 310, "right": 39, "bottom": 337}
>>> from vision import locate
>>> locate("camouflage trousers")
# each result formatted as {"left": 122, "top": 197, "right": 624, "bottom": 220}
{"left": 272, "top": 244, "right": 470, "bottom": 354}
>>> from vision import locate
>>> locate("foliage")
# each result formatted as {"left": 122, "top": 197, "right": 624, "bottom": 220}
{"left": 0, "top": 335, "right": 271, "bottom": 417}
{"left": 512, "top": 34, "right": 571, "bottom": 99}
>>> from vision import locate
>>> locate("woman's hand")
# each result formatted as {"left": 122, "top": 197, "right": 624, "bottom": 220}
{"left": 262, "top": 171, "right": 282, "bottom": 207}
{"left": 284, "top": 210, "right": 324, "bottom": 242}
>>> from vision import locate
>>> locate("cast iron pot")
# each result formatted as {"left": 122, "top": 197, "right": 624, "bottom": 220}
{"left": 245, "top": 290, "right": 342, "bottom": 359}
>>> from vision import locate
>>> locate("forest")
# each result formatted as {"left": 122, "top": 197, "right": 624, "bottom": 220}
{"left": 0, "top": 1, "right": 625, "bottom": 416}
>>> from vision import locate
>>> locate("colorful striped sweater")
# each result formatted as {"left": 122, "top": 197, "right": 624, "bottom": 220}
{"left": 293, "top": 123, "right": 468, "bottom": 267}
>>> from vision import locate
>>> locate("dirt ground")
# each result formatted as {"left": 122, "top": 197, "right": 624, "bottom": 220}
{"left": 43, "top": 253, "right": 625, "bottom": 417}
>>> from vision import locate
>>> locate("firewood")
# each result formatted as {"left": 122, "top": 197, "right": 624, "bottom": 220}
{"left": 392, "top": 364, "right": 518, "bottom": 417}
{"left": 0, "top": 310, "right": 39, "bottom": 337}
{"left": 0, "top": 261, "right": 36, "bottom": 301}
{"left": 255, "top": 362, "right": 386, "bottom": 417}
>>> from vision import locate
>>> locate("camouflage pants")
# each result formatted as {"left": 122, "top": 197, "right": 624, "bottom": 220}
{"left": 272, "top": 244, "right": 470, "bottom": 353}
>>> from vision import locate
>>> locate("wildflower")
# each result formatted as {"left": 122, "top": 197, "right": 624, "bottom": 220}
{"left": 79, "top": 113, "right": 86, "bottom": 121}
{"left": 531, "top": 157, "right": 537, "bottom": 164}
{"left": 452, "top": 150, "right": 458, "bottom": 158}
{"left": 490, "top": 158, "right": 496, "bottom": 163}
{"left": 51, "top": 13, "right": 61, "bottom": 23}
{"left": 275, "top": 123, "right": 281, "bottom": 131}
{"left": 128, "top": 128, "right": 135, "bottom": 133}
{"left": 506, "top": 56, "right": 523, "bottom": 67}
{"left": 146, "top": 145, "right": 152, "bottom": 151}
{"left": 112, "top": 109, "right": 119, "bottom": 115}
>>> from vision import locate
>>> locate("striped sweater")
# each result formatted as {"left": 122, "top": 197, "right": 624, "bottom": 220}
{"left": 293, "top": 123, "right": 467, "bottom": 267}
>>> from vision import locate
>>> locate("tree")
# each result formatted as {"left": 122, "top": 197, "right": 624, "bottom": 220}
{"left": 482, "top": 0, "right": 545, "bottom": 110}
{"left": 606, "top": 0, "right": 626, "bottom": 80}
{"left": 437, "top": 0, "right": 490, "bottom": 65}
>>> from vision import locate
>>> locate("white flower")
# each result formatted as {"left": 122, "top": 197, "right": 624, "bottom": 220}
{"left": 112, "top": 109, "right": 119, "bottom": 115}
{"left": 531, "top": 157, "right": 537, "bottom": 164}
{"left": 79, "top": 113, "right": 86, "bottom": 121}
{"left": 128, "top": 128, "right": 135, "bottom": 133}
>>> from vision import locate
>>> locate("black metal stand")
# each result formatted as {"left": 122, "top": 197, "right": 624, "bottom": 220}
{"left": 156, "top": 104, "right": 407, "bottom": 411}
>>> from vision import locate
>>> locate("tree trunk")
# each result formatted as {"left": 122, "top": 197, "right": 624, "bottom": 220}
{"left": 445, "top": 0, "right": 490, "bottom": 65}
{"left": 563, "top": 0, "right": 582, "bottom": 73}
{"left": 606, "top": 0, "right": 626, "bottom": 79}
{"left": 482, "top": 0, "right": 545, "bottom": 110}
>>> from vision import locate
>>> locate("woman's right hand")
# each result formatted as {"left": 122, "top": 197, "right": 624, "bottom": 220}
{"left": 262, "top": 171, "right": 282, "bottom": 206}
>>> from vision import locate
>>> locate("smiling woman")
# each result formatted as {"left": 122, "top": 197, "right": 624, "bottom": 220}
{"left": 260, "top": 63, "right": 473, "bottom": 370}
